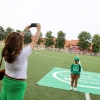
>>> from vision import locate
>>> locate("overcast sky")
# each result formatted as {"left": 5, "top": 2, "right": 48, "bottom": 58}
{"left": 0, "top": 0, "right": 100, "bottom": 40}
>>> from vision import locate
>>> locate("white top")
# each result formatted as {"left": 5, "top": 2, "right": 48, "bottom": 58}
{"left": 4, "top": 45, "right": 32, "bottom": 79}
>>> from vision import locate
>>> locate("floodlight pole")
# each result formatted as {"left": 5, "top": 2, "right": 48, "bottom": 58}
{"left": 99, "top": 40, "right": 100, "bottom": 53}
{"left": 57, "top": 40, "right": 58, "bottom": 48}
{"left": 0, "top": 30, "right": 3, "bottom": 41}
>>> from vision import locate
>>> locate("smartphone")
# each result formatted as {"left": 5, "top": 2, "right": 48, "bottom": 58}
{"left": 31, "top": 23, "right": 37, "bottom": 27}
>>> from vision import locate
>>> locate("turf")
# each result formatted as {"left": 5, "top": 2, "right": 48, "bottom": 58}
{"left": 0, "top": 45, "right": 100, "bottom": 100}
{"left": 37, "top": 67, "right": 100, "bottom": 95}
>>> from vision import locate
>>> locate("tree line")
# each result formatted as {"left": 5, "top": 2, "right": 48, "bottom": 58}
{"left": 0, "top": 26, "right": 100, "bottom": 53}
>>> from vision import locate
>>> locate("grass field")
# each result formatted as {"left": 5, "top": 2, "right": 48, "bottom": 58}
{"left": 0, "top": 45, "right": 100, "bottom": 100}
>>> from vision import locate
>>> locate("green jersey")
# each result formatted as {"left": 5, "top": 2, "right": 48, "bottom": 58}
{"left": 71, "top": 64, "right": 81, "bottom": 75}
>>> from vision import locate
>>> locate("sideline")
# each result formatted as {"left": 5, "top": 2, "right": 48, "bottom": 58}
{"left": 77, "top": 55, "right": 91, "bottom": 100}
{"left": 35, "top": 52, "right": 100, "bottom": 64}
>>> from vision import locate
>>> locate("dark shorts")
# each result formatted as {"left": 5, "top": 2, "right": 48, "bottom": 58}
{"left": 71, "top": 74, "right": 80, "bottom": 79}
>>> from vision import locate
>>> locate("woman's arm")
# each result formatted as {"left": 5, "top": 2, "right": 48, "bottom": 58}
{"left": 20, "top": 25, "right": 31, "bottom": 37}
{"left": 30, "top": 23, "right": 41, "bottom": 50}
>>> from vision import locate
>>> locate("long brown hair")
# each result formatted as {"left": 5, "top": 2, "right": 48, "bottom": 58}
{"left": 1, "top": 32, "right": 23, "bottom": 63}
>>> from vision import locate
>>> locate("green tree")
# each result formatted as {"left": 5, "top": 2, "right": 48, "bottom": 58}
{"left": 92, "top": 34, "right": 100, "bottom": 53}
{"left": 24, "top": 30, "right": 32, "bottom": 45}
{"left": 0, "top": 26, "right": 5, "bottom": 40}
{"left": 18, "top": 29, "right": 32, "bottom": 45}
{"left": 77, "top": 31, "right": 91, "bottom": 52}
{"left": 55, "top": 30, "right": 66, "bottom": 49}
{"left": 37, "top": 32, "right": 43, "bottom": 45}
{"left": 44, "top": 31, "right": 54, "bottom": 47}
{"left": 16, "top": 30, "right": 21, "bottom": 33}
{"left": 4, "top": 27, "right": 14, "bottom": 39}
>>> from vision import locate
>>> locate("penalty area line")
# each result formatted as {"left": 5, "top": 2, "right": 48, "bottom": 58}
{"left": 77, "top": 54, "right": 91, "bottom": 100}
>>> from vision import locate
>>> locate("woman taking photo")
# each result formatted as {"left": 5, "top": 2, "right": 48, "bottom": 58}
{"left": 0, "top": 23, "right": 41, "bottom": 100}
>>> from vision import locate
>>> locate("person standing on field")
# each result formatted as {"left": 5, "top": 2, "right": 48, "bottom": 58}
{"left": 70, "top": 57, "right": 81, "bottom": 91}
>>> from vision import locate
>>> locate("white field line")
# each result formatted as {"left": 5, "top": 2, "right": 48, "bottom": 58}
{"left": 77, "top": 54, "right": 91, "bottom": 100}
{"left": 85, "top": 93, "right": 91, "bottom": 100}
{"left": 35, "top": 52, "right": 100, "bottom": 64}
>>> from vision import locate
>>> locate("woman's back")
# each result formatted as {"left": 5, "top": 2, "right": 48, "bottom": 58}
{"left": 5, "top": 45, "right": 32, "bottom": 79}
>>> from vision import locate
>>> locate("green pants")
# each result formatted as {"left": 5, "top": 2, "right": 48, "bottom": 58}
{"left": 0, "top": 76, "right": 26, "bottom": 100}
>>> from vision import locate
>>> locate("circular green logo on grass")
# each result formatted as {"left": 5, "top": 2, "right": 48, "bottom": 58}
{"left": 52, "top": 71, "right": 100, "bottom": 89}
